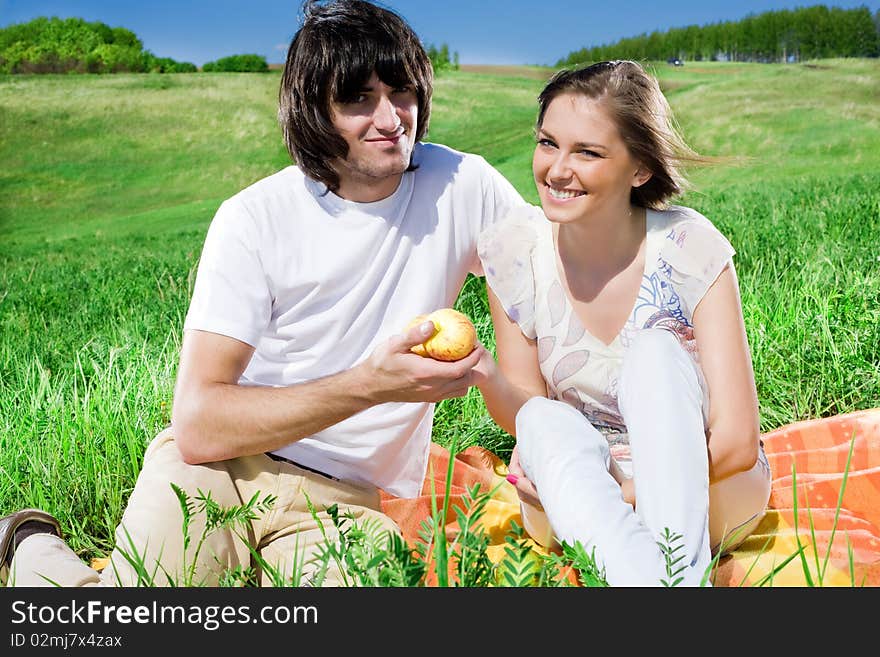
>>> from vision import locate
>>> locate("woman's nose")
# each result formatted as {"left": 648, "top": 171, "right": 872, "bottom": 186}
{"left": 548, "top": 153, "right": 571, "bottom": 181}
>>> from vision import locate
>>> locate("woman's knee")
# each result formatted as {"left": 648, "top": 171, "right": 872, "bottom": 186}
{"left": 515, "top": 397, "right": 592, "bottom": 442}
{"left": 516, "top": 396, "right": 560, "bottom": 432}
{"left": 515, "top": 396, "right": 608, "bottom": 468}
{"left": 622, "top": 328, "right": 686, "bottom": 373}
{"left": 619, "top": 329, "right": 704, "bottom": 412}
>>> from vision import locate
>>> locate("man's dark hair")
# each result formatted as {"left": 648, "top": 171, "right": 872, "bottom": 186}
{"left": 278, "top": 0, "right": 434, "bottom": 192}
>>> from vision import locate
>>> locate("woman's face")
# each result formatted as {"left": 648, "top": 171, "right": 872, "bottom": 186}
{"left": 532, "top": 93, "right": 649, "bottom": 225}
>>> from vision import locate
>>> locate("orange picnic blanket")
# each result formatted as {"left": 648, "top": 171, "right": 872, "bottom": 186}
{"left": 380, "top": 407, "right": 880, "bottom": 586}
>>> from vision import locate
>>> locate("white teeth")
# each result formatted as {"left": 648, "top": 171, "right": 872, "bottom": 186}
{"left": 547, "top": 187, "right": 584, "bottom": 200}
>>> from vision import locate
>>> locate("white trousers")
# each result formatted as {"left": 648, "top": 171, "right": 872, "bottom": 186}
{"left": 515, "top": 328, "right": 770, "bottom": 587}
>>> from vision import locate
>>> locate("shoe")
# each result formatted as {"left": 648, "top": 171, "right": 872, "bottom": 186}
{"left": 0, "top": 508, "right": 62, "bottom": 585}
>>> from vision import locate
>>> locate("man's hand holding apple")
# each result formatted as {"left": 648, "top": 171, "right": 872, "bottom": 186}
{"left": 361, "top": 313, "right": 485, "bottom": 405}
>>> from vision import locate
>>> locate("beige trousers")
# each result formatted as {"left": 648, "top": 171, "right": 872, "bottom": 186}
{"left": 8, "top": 428, "right": 400, "bottom": 587}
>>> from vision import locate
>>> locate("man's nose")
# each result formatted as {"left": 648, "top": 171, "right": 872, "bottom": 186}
{"left": 373, "top": 95, "right": 401, "bottom": 132}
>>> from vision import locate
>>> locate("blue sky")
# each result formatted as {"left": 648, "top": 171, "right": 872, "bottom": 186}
{"left": 1, "top": 0, "right": 878, "bottom": 66}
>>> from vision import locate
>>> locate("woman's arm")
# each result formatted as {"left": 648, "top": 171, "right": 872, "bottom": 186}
{"left": 473, "top": 285, "right": 548, "bottom": 508}
{"left": 474, "top": 286, "right": 548, "bottom": 437}
{"left": 692, "top": 264, "right": 762, "bottom": 483}
{"left": 478, "top": 285, "right": 639, "bottom": 509}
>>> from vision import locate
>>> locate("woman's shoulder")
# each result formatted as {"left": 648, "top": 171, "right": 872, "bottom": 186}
{"left": 650, "top": 204, "right": 735, "bottom": 290}
{"left": 650, "top": 204, "right": 719, "bottom": 234}
{"left": 477, "top": 203, "right": 547, "bottom": 261}
{"left": 477, "top": 204, "right": 547, "bottom": 340}
{"left": 652, "top": 204, "right": 733, "bottom": 253}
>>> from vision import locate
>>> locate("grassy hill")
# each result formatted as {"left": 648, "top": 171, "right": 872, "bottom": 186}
{"left": 1, "top": 60, "right": 878, "bottom": 557}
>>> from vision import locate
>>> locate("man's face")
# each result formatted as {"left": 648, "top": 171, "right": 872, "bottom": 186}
{"left": 330, "top": 71, "right": 418, "bottom": 202}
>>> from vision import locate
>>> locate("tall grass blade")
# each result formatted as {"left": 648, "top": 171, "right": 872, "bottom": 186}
{"left": 818, "top": 430, "right": 856, "bottom": 583}
{"left": 789, "top": 463, "right": 816, "bottom": 586}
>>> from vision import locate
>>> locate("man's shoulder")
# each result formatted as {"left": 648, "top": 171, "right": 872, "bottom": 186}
{"left": 414, "top": 142, "right": 493, "bottom": 174}
{"left": 211, "top": 166, "right": 305, "bottom": 233}
{"left": 229, "top": 165, "right": 303, "bottom": 205}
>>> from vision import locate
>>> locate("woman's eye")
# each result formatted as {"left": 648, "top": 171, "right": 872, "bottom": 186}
{"left": 537, "top": 138, "right": 555, "bottom": 147}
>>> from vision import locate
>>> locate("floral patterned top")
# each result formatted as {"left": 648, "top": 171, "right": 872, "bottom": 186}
{"left": 477, "top": 204, "right": 735, "bottom": 471}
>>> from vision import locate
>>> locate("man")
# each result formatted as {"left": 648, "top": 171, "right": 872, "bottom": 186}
{"left": 1, "top": 0, "right": 525, "bottom": 586}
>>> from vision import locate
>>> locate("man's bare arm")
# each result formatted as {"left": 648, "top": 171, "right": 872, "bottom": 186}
{"left": 171, "top": 323, "right": 484, "bottom": 464}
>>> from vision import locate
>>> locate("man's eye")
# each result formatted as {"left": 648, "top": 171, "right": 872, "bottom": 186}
{"left": 339, "top": 93, "right": 367, "bottom": 104}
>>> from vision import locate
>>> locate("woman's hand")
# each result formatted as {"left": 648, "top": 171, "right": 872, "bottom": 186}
{"left": 609, "top": 457, "right": 636, "bottom": 508}
{"left": 620, "top": 477, "right": 635, "bottom": 508}
{"left": 506, "top": 446, "right": 543, "bottom": 509}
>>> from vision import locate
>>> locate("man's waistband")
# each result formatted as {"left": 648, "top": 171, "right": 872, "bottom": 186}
{"left": 265, "top": 451, "right": 339, "bottom": 481}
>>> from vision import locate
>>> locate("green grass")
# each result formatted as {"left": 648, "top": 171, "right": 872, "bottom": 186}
{"left": 1, "top": 60, "right": 878, "bottom": 569}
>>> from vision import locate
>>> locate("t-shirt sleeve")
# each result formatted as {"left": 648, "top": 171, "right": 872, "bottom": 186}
{"left": 468, "top": 156, "right": 527, "bottom": 277}
{"left": 477, "top": 204, "right": 542, "bottom": 339}
{"left": 659, "top": 212, "right": 736, "bottom": 318}
{"left": 183, "top": 198, "right": 273, "bottom": 347}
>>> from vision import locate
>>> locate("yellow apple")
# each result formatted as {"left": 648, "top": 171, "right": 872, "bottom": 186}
{"left": 405, "top": 308, "right": 477, "bottom": 361}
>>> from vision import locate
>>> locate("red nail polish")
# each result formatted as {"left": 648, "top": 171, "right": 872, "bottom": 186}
{"left": 506, "top": 473, "right": 518, "bottom": 486}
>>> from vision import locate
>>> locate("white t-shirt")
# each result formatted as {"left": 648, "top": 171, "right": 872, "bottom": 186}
{"left": 184, "top": 142, "right": 525, "bottom": 497}
{"left": 478, "top": 203, "right": 735, "bottom": 474}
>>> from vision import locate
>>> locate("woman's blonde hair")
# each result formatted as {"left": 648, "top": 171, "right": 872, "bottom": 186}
{"left": 537, "top": 60, "right": 706, "bottom": 209}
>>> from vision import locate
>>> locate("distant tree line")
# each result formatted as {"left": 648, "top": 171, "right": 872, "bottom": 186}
{"left": 557, "top": 4, "right": 880, "bottom": 66}
{"left": 202, "top": 54, "right": 268, "bottom": 73}
{"left": 0, "top": 17, "right": 268, "bottom": 74}
{"left": 426, "top": 42, "right": 459, "bottom": 72}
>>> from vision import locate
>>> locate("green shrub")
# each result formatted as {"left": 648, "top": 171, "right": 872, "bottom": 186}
{"left": 0, "top": 16, "right": 194, "bottom": 74}
{"left": 143, "top": 53, "right": 197, "bottom": 74}
{"left": 201, "top": 54, "right": 268, "bottom": 73}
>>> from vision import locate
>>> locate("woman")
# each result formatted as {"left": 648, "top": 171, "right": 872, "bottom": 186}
{"left": 474, "top": 61, "right": 771, "bottom": 586}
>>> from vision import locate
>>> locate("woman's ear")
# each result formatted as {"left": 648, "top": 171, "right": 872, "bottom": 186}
{"left": 632, "top": 166, "right": 652, "bottom": 188}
